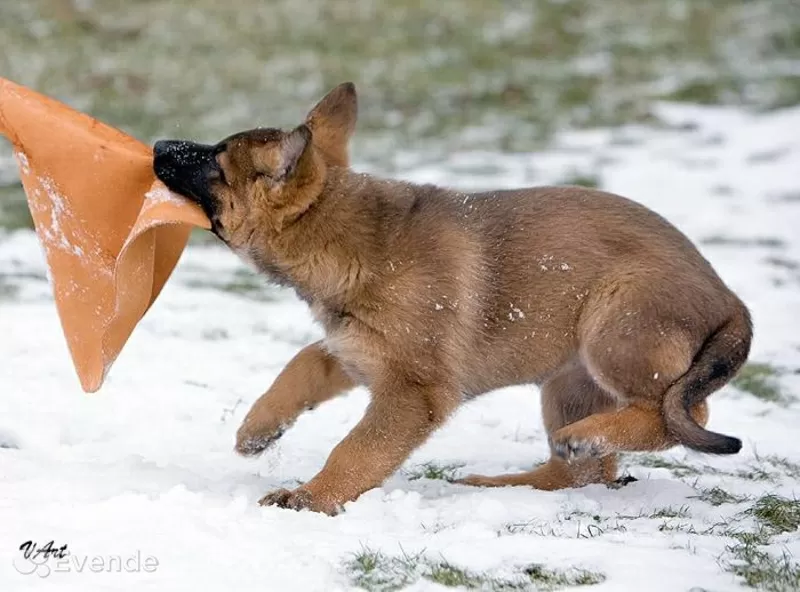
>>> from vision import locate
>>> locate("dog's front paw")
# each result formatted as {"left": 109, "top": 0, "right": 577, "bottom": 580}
{"left": 258, "top": 487, "right": 340, "bottom": 515}
{"left": 235, "top": 418, "right": 286, "bottom": 457}
{"left": 550, "top": 427, "right": 609, "bottom": 462}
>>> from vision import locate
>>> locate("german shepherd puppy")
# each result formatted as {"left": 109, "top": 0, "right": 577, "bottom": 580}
{"left": 153, "top": 83, "right": 752, "bottom": 515}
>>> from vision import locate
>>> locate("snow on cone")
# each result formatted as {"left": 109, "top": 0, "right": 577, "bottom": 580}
{"left": 0, "top": 77, "right": 209, "bottom": 393}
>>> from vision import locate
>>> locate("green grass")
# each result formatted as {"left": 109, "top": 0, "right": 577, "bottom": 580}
{"left": 724, "top": 542, "right": 800, "bottom": 592}
{"left": 503, "top": 511, "right": 635, "bottom": 539}
{"left": 405, "top": 461, "right": 464, "bottom": 482}
{"left": 691, "top": 486, "right": 750, "bottom": 507}
{"left": 746, "top": 494, "right": 800, "bottom": 535}
{"left": 2, "top": 0, "right": 799, "bottom": 229}
{"left": 0, "top": 184, "right": 34, "bottom": 232}
{"left": 717, "top": 494, "right": 800, "bottom": 590}
{"left": 501, "top": 519, "right": 562, "bottom": 538}
{"left": 630, "top": 450, "right": 800, "bottom": 485}
{"left": 347, "top": 548, "right": 400, "bottom": 591}
{"left": 736, "top": 454, "right": 800, "bottom": 482}
{"left": 630, "top": 454, "right": 704, "bottom": 477}
{"left": 522, "top": 564, "right": 606, "bottom": 590}
{"left": 427, "top": 562, "right": 486, "bottom": 588}
{"left": 504, "top": 506, "right": 701, "bottom": 540}
{"left": 557, "top": 172, "right": 602, "bottom": 189}
{"left": 759, "top": 455, "right": 800, "bottom": 480}
{"left": 345, "top": 547, "right": 605, "bottom": 591}
{"left": 662, "top": 80, "right": 727, "bottom": 105}
{"left": 498, "top": 491, "right": 800, "bottom": 590}
{"left": 722, "top": 525, "right": 800, "bottom": 592}
{"left": 649, "top": 505, "right": 691, "bottom": 519}
{"left": 732, "top": 363, "right": 793, "bottom": 406}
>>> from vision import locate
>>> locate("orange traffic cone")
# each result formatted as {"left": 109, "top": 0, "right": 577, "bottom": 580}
{"left": 0, "top": 77, "right": 210, "bottom": 393}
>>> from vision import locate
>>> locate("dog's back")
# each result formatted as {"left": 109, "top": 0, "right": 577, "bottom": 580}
{"left": 320, "top": 174, "right": 747, "bottom": 394}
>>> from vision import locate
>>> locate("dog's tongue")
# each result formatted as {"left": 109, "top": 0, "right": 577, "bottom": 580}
{"left": 0, "top": 76, "right": 210, "bottom": 393}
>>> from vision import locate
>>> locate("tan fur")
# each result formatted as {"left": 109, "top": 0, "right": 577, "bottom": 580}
{"left": 235, "top": 340, "right": 354, "bottom": 456}
{"left": 153, "top": 83, "right": 753, "bottom": 515}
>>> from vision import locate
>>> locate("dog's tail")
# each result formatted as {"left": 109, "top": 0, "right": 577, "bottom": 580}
{"left": 662, "top": 304, "right": 752, "bottom": 454}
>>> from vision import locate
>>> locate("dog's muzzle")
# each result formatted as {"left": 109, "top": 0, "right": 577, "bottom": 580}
{"left": 153, "top": 139, "right": 218, "bottom": 209}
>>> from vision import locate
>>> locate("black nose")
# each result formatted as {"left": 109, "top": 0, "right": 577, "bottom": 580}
{"left": 153, "top": 141, "right": 182, "bottom": 187}
{"left": 153, "top": 139, "right": 211, "bottom": 167}
{"left": 152, "top": 140, "right": 216, "bottom": 181}
{"left": 153, "top": 140, "right": 190, "bottom": 183}
{"left": 153, "top": 140, "right": 172, "bottom": 159}
{"left": 152, "top": 139, "right": 218, "bottom": 208}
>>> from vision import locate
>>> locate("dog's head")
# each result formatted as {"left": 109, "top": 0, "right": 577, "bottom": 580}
{"left": 153, "top": 82, "right": 357, "bottom": 248}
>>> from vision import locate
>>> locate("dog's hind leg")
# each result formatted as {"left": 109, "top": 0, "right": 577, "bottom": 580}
{"left": 235, "top": 341, "right": 355, "bottom": 456}
{"left": 549, "top": 292, "right": 744, "bottom": 461}
{"left": 549, "top": 402, "right": 709, "bottom": 461}
{"left": 457, "top": 359, "right": 619, "bottom": 490}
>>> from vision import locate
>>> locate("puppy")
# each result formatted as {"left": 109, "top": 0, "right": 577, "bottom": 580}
{"left": 153, "top": 82, "right": 752, "bottom": 515}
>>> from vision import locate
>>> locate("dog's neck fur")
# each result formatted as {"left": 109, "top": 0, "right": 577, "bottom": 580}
{"left": 245, "top": 163, "right": 401, "bottom": 317}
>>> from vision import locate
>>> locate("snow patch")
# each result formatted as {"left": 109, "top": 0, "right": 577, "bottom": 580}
{"left": 36, "top": 176, "right": 86, "bottom": 259}
{"left": 14, "top": 150, "right": 30, "bottom": 175}
{"left": 145, "top": 184, "right": 191, "bottom": 207}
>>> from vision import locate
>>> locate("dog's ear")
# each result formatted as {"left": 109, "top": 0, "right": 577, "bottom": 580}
{"left": 304, "top": 82, "right": 357, "bottom": 167}
{"left": 275, "top": 124, "right": 312, "bottom": 182}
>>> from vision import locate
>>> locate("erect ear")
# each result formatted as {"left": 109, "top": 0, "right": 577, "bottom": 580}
{"left": 304, "top": 82, "right": 357, "bottom": 167}
{"left": 275, "top": 124, "right": 312, "bottom": 181}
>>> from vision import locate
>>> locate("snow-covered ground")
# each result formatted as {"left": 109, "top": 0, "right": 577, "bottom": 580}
{"left": 1, "top": 103, "right": 799, "bottom": 591}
